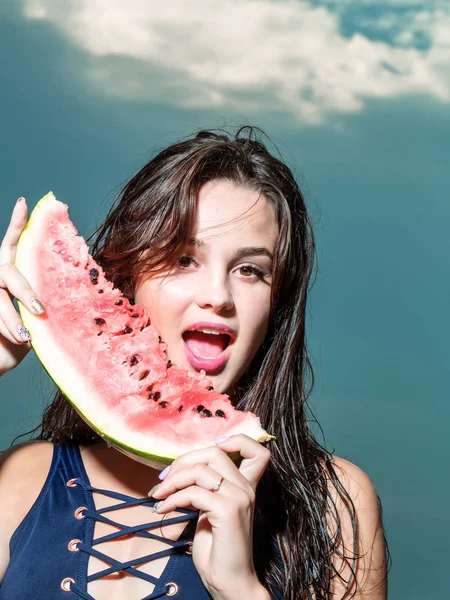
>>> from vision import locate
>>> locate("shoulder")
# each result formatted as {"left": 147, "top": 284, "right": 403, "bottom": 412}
{"left": 0, "top": 440, "right": 54, "bottom": 538}
{"left": 0, "top": 440, "right": 54, "bottom": 582}
{"left": 327, "top": 455, "right": 388, "bottom": 599}
{"left": 329, "top": 455, "right": 380, "bottom": 510}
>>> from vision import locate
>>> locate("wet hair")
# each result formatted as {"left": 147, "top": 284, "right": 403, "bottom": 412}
{"left": 28, "top": 126, "right": 387, "bottom": 598}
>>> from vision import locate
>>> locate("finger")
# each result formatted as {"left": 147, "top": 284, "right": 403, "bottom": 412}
{"left": 0, "top": 289, "right": 33, "bottom": 343}
{"left": 0, "top": 198, "right": 28, "bottom": 264}
{"left": 0, "top": 264, "right": 45, "bottom": 316}
{"left": 213, "top": 434, "right": 271, "bottom": 491}
{"left": 150, "top": 463, "right": 224, "bottom": 499}
{"left": 154, "top": 485, "right": 227, "bottom": 516}
{"left": 160, "top": 444, "right": 250, "bottom": 492}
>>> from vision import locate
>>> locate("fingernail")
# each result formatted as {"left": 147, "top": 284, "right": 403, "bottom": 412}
{"left": 30, "top": 297, "right": 45, "bottom": 314}
{"left": 16, "top": 197, "right": 25, "bottom": 204}
{"left": 148, "top": 484, "right": 160, "bottom": 497}
{"left": 214, "top": 436, "right": 229, "bottom": 444}
{"left": 159, "top": 466, "right": 171, "bottom": 481}
{"left": 152, "top": 501, "right": 162, "bottom": 513}
{"left": 17, "top": 324, "right": 31, "bottom": 342}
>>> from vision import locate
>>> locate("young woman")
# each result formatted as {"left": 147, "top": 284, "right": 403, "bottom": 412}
{"left": 0, "top": 128, "right": 388, "bottom": 599}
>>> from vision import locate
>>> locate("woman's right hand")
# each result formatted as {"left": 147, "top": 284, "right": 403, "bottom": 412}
{"left": 0, "top": 198, "right": 45, "bottom": 376}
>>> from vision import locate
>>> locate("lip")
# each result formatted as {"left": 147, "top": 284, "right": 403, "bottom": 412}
{"left": 182, "top": 321, "right": 236, "bottom": 373}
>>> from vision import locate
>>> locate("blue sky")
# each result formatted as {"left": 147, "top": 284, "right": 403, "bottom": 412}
{"left": 1, "top": 1, "right": 449, "bottom": 597}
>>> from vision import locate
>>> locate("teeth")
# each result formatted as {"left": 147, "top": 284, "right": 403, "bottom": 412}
{"left": 199, "top": 328, "right": 222, "bottom": 335}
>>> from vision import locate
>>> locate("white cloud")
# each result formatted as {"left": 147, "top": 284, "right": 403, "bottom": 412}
{"left": 23, "top": 0, "right": 450, "bottom": 124}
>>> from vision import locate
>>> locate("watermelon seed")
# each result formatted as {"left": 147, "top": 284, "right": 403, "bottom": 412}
{"left": 123, "top": 326, "right": 133, "bottom": 334}
{"left": 129, "top": 354, "right": 141, "bottom": 366}
{"left": 131, "top": 313, "right": 139, "bottom": 318}
{"left": 115, "top": 299, "right": 123, "bottom": 306}
{"left": 158, "top": 336, "right": 162, "bottom": 343}
{"left": 178, "top": 406, "right": 183, "bottom": 412}
{"left": 159, "top": 401, "right": 169, "bottom": 408}
{"left": 196, "top": 405, "right": 205, "bottom": 413}
{"left": 98, "top": 289, "right": 104, "bottom": 294}
{"left": 201, "top": 408, "right": 212, "bottom": 418}
{"left": 167, "top": 360, "right": 172, "bottom": 368}
{"left": 97, "top": 332, "right": 103, "bottom": 336}
{"left": 207, "top": 386, "right": 214, "bottom": 391}
{"left": 89, "top": 268, "right": 99, "bottom": 284}
{"left": 94, "top": 317, "right": 106, "bottom": 326}
{"left": 215, "top": 410, "right": 226, "bottom": 418}
{"left": 149, "top": 391, "right": 161, "bottom": 401}
{"left": 147, "top": 385, "right": 154, "bottom": 392}
{"left": 139, "top": 370, "right": 149, "bottom": 380}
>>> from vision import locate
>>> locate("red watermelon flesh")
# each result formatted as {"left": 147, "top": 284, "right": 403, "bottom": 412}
{"left": 16, "top": 193, "right": 273, "bottom": 467}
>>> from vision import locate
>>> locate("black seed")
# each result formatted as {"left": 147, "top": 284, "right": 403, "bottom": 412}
{"left": 167, "top": 360, "right": 172, "bottom": 368}
{"left": 130, "top": 354, "right": 140, "bottom": 366}
{"left": 207, "top": 386, "right": 214, "bottom": 391}
{"left": 159, "top": 401, "right": 169, "bottom": 408}
{"left": 139, "top": 370, "right": 149, "bottom": 380}
{"left": 158, "top": 336, "right": 162, "bottom": 343}
{"left": 153, "top": 391, "right": 161, "bottom": 401}
{"left": 131, "top": 313, "right": 139, "bottom": 318}
{"left": 196, "top": 405, "right": 205, "bottom": 413}
{"left": 98, "top": 289, "right": 104, "bottom": 294}
{"left": 123, "top": 326, "right": 133, "bottom": 334}
{"left": 97, "top": 332, "right": 103, "bottom": 336}
{"left": 94, "top": 317, "right": 106, "bottom": 326}
{"left": 215, "top": 410, "right": 226, "bottom": 418}
{"left": 201, "top": 408, "right": 212, "bottom": 418}
{"left": 89, "top": 268, "right": 99, "bottom": 283}
{"left": 147, "top": 385, "right": 154, "bottom": 392}
{"left": 115, "top": 299, "right": 123, "bottom": 306}
{"left": 178, "top": 405, "right": 183, "bottom": 412}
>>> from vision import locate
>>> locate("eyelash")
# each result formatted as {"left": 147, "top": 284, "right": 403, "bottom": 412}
{"left": 176, "top": 255, "right": 269, "bottom": 279}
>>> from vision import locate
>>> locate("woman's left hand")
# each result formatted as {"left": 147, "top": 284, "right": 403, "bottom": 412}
{"left": 150, "top": 434, "right": 271, "bottom": 600}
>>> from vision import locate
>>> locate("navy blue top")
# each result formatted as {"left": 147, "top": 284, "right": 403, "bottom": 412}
{"left": 0, "top": 443, "right": 283, "bottom": 599}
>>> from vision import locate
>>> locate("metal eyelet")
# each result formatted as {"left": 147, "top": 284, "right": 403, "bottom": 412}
{"left": 166, "top": 582, "right": 179, "bottom": 596}
{"left": 68, "top": 538, "right": 82, "bottom": 552}
{"left": 66, "top": 478, "right": 78, "bottom": 487}
{"left": 60, "top": 577, "right": 75, "bottom": 592}
{"left": 184, "top": 541, "right": 193, "bottom": 555}
{"left": 74, "top": 506, "right": 87, "bottom": 520}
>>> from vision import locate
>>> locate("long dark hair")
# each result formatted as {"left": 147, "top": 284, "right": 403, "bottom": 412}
{"left": 32, "top": 127, "right": 386, "bottom": 598}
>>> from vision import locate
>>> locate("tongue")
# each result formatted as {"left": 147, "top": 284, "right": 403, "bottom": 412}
{"left": 184, "top": 331, "right": 228, "bottom": 358}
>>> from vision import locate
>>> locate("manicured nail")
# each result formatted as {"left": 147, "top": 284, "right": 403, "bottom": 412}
{"left": 30, "top": 297, "right": 45, "bottom": 314}
{"left": 148, "top": 484, "right": 160, "bottom": 497}
{"left": 214, "top": 436, "right": 229, "bottom": 444}
{"left": 152, "top": 501, "right": 162, "bottom": 513}
{"left": 16, "top": 197, "right": 25, "bottom": 204}
{"left": 159, "top": 466, "right": 171, "bottom": 480}
{"left": 17, "top": 324, "right": 31, "bottom": 342}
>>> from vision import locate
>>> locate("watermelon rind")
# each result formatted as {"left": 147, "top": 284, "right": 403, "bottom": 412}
{"left": 15, "top": 192, "right": 274, "bottom": 468}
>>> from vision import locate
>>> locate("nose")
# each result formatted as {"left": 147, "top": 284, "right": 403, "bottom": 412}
{"left": 195, "top": 272, "right": 234, "bottom": 313}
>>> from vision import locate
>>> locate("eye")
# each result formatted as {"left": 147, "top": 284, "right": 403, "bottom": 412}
{"left": 177, "top": 255, "right": 195, "bottom": 268}
{"left": 236, "top": 264, "right": 268, "bottom": 279}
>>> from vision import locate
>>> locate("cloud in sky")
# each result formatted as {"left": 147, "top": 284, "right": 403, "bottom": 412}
{"left": 23, "top": 0, "right": 450, "bottom": 124}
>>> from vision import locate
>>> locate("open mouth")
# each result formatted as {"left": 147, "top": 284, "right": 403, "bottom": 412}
{"left": 182, "top": 329, "right": 232, "bottom": 359}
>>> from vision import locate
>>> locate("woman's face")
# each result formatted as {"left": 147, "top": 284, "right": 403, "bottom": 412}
{"left": 134, "top": 180, "right": 278, "bottom": 397}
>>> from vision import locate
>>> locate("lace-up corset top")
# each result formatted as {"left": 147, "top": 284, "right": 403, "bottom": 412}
{"left": 0, "top": 443, "right": 212, "bottom": 600}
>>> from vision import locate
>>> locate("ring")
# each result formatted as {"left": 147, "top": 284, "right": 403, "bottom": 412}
{"left": 211, "top": 477, "right": 224, "bottom": 492}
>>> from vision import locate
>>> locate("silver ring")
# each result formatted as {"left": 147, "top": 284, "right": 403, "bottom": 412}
{"left": 211, "top": 477, "right": 224, "bottom": 492}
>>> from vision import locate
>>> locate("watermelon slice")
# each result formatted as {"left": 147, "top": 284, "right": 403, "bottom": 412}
{"left": 15, "top": 192, "right": 274, "bottom": 467}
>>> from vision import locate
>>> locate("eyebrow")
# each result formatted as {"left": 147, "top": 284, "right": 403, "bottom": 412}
{"left": 188, "top": 238, "right": 273, "bottom": 261}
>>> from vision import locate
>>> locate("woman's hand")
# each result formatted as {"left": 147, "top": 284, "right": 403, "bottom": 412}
{"left": 0, "top": 198, "right": 45, "bottom": 376}
{"left": 149, "top": 434, "right": 272, "bottom": 600}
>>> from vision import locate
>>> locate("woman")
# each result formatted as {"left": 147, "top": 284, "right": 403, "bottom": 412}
{"left": 0, "top": 128, "right": 388, "bottom": 599}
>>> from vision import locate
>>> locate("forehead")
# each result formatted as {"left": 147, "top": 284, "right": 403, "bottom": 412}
{"left": 195, "top": 180, "right": 278, "bottom": 243}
